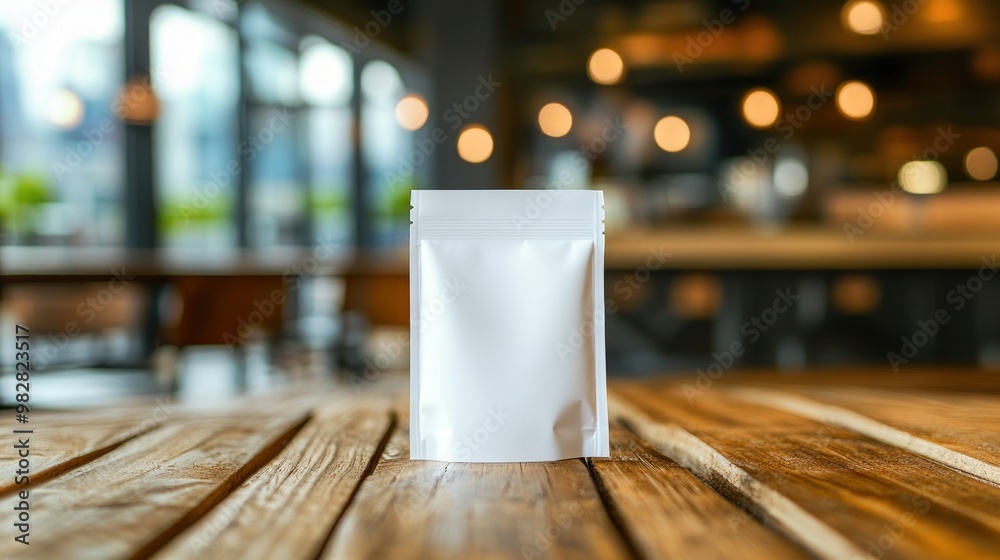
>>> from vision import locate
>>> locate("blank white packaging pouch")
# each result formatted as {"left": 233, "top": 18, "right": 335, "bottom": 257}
{"left": 410, "top": 189, "right": 609, "bottom": 462}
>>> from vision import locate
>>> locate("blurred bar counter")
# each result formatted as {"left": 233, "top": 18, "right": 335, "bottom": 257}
{"left": 5, "top": 228, "right": 999, "bottom": 278}
{"left": 5, "top": 228, "right": 999, "bottom": 370}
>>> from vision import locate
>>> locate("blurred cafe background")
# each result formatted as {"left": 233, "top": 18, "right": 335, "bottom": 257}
{"left": 2, "top": 0, "right": 1000, "bottom": 406}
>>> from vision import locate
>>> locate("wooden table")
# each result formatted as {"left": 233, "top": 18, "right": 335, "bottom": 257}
{"left": 3, "top": 368, "right": 1000, "bottom": 559}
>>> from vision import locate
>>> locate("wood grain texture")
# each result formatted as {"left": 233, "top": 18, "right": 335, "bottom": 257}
{"left": 614, "top": 382, "right": 1000, "bottom": 560}
{"left": 725, "top": 386, "right": 1000, "bottom": 486}
{"left": 323, "top": 422, "right": 633, "bottom": 560}
{"left": 152, "top": 403, "right": 394, "bottom": 560}
{"left": 610, "top": 394, "right": 862, "bottom": 560}
{"left": 0, "top": 410, "right": 169, "bottom": 495}
{"left": 765, "top": 386, "right": 1000, "bottom": 466}
{"left": 590, "top": 427, "right": 808, "bottom": 560}
{"left": 719, "top": 367, "right": 1000, "bottom": 394}
{"left": 0, "top": 414, "right": 306, "bottom": 560}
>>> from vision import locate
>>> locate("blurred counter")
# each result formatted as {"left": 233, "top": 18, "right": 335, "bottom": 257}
{"left": 3, "top": 228, "right": 1000, "bottom": 280}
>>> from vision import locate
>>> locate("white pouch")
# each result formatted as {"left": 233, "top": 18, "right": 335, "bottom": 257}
{"left": 410, "top": 189, "right": 609, "bottom": 462}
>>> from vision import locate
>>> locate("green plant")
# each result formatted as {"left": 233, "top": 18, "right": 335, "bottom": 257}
{"left": 0, "top": 168, "right": 53, "bottom": 234}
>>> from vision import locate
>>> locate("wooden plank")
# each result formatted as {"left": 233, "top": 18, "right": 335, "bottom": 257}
{"left": 766, "top": 386, "right": 1000, "bottom": 468}
{"left": 590, "top": 427, "right": 807, "bottom": 560}
{"left": 0, "top": 407, "right": 171, "bottom": 496}
{"left": 0, "top": 413, "right": 307, "bottom": 560}
{"left": 322, "top": 419, "right": 633, "bottom": 559}
{"left": 613, "top": 383, "right": 1000, "bottom": 560}
{"left": 715, "top": 367, "right": 1000, "bottom": 394}
{"left": 725, "top": 386, "right": 1000, "bottom": 486}
{"left": 610, "top": 394, "right": 862, "bottom": 560}
{"left": 152, "top": 403, "right": 394, "bottom": 560}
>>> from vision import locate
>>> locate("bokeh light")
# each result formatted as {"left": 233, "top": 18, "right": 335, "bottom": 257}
{"left": 965, "top": 147, "right": 998, "bottom": 181}
{"left": 836, "top": 80, "right": 876, "bottom": 120}
{"left": 395, "top": 94, "right": 429, "bottom": 131}
{"left": 741, "top": 88, "right": 781, "bottom": 129}
{"left": 842, "top": 1, "right": 886, "bottom": 35}
{"left": 538, "top": 102, "right": 573, "bottom": 137}
{"left": 774, "top": 157, "right": 809, "bottom": 197}
{"left": 46, "top": 89, "right": 85, "bottom": 129}
{"left": 457, "top": 125, "right": 494, "bottom": 163}
{"left": 587, "top": 48, "right": 625, "bottom": 85}
{"left": 653, "top": 116, "right": 691, "bottom": 152}
{"left": 899, "top": 160, "right": 947, "bottom": 194}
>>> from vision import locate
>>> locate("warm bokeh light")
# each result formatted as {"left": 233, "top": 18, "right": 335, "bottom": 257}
{"left": 653, "top": 116, "right": 691, "bottom": 152}
{"left": 965, "top": 147, "right": 998, "bottom": 181}
{"left": 836, "top": 80, "right": 876, "bottom": 120}
{"left": 46, "top": 89, "right": 85, "bottom": 129}
{"left": 587, "top": 48, "right": 625, "bottom": 85}
{"left": 457, "top": 125, "right": 494, "bottom": 163}
{"left": 741, "top": 88, "right": 781, "bottom": 129}
{"left": 899, "top": 160, "right": 947, "bottom": 194}
{"left": 118, "top": 76, "right": 161, "bottom": 124}
{"left": 842, "top": 1, "right": 886, "bottom": 35}
{"left": 395, "top": 94, "right": 429, "bottom": 131}
{"left": 538, "top": 102, "right": 573, "bottom": 137}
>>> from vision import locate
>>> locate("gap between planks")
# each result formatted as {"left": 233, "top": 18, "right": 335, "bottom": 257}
{"left": 609, "top": 391, "right": 864, "bottom": 560}
{"left": 311, "top": 411, "right": 398, "bottom": 560}
{"left": 582, "top": 456, "right": 646, "bottom": 560}
{"left": 147, "top": 398, "right": 398, "bottom": 560}
{"left": 723, "top": 386, "right": 1000, "bottom": 488}
{"left": 130, "top": 414, "right": 313, "bottom": 560}
{"left": 0, "top": 414, "right": 170, "bottom": 497}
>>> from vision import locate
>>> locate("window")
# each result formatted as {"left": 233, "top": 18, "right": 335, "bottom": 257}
{"left": 361, "top": 60, "right": 411, "bottom": 245}
{"left": 0, "top": 0, "right": 419, "bottom": 251}
{"left": 241, "top": 4, "right": 354, "bottom": 248}
{"left": 0, "top": 0, "right": 124, "bottom": 245}
{"left": 151, "top": 4, "right": 240, "bottom": 250}
{"left": 300, "top": 37, "right": 353, "bottom": 245}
